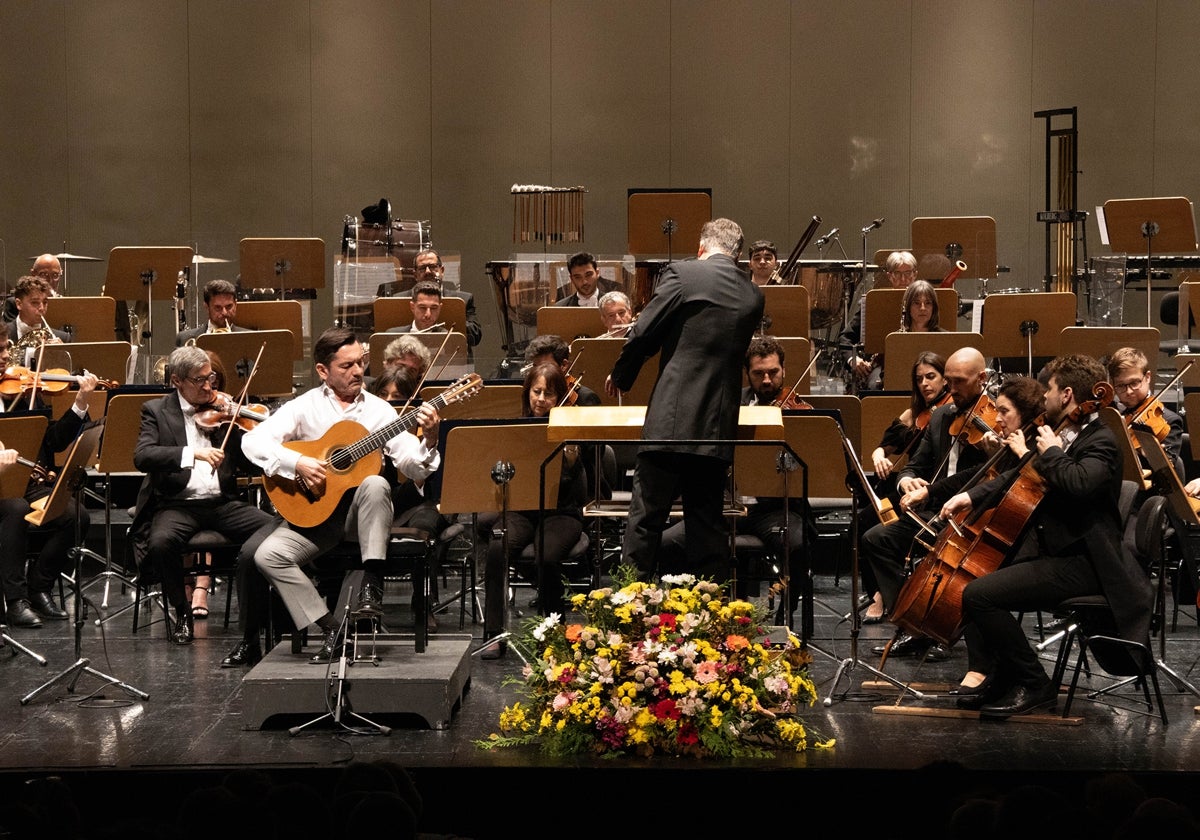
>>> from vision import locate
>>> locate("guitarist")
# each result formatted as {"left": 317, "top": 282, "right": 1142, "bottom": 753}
{"left": 241, "top": 327, "right": 441, "bottom": 663}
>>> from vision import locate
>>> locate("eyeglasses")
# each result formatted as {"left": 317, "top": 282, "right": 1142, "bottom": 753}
{"left": 35, "top": 271, "right": 62, "bottom": 281}
{"left": 184, "top": 373, "right": 219, "bottom": 386}
{"left": 889, "top": 269, "right": 917, "bottom": 279}
{"left": 1113, "top": 377, "right": 1147, "bottom": 392}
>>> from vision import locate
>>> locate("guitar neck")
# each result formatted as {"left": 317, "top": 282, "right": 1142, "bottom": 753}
{"left": 331, "top": 392, "right": 452, "bottom": 468}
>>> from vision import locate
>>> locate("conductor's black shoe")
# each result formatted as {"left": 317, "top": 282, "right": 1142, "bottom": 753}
{"left": 354, "top": 583, "right": 384, "bottom": 617}
{"left": 221, "top": 640, "right": 262, "bottom": 669}
{"left": 309, "top": 628, "right": 343, "bottom": 664}
{"left": 171, "top": 610, "right": 194, "bottom": 645}
{"left": 979, "top": 681, "right": 1057, "bottom": 718}
{"left": 30, "top": 591, "right": 67, "bottom": 620}
{"left": 6, "top": 600, "right": 42, "bottom": 628}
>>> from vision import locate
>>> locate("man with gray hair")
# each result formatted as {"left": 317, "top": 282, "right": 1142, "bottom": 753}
{"left": 131, "top": 344, "right": 276, "bottom": 649}
{"left": 606, "top": 218, "right": 764, "bottom": 580}
{"left": 598, "top": 290, "right": 634, "bottom": 336}
{"left": 383, "top": 334, "right": 432, "bottom": 379}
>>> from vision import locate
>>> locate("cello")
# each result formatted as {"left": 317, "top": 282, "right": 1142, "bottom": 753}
{"left": 888, "top": 380, "right": 1115, "bottom": 647}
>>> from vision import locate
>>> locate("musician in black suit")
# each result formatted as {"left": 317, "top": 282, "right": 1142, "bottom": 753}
{"left": 6, "top": 276, "right": 70, "bottom": 366}
{"left": 174, "top": 279, "right": 251, "bottom": 346}
{"left": 0, "top": 334, "right": 95, "bottom": 628}
{"left": 385, "top": 279, "right": 445, "bottom": 337}
{"left": 605, "top": 219, "right": 763, "bottom": 580}
{"left": 378, "top": 248, "right": 482, "bottom": 348}
{"left": 555, "top": 251, "right": 622, "bottom": 307}
{"left": 131, "top": 345, "right": 276, "bottom": 648}
{"left": 863, "top": 346, "right": 991, "bottom": 660}
{"left": 942, "top": 354, "right": 1153, "bottom": 717}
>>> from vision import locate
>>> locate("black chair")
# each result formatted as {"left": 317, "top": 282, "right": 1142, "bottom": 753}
{"left": 1049, "top": 495, "right": 1169, "bottom": 724}
{"left": 131, "top": 529, "right": 240, "bottom": 633}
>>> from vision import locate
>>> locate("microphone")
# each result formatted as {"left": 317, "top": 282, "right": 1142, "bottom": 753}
{"left": 861, "top": 218, "right": 885, "bottom": 234}
{"left": 815, "top": 227, "right": 839, "bottom": 247}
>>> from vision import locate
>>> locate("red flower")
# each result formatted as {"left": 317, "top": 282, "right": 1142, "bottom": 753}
{"left": 651, "top": 698, "right": 680, "bottom": 720}
{"left": 677, "top": 722, "right": 699, "bottom": 745}
{"left": 658, "top": 613, "right": 677, "bottom": 632}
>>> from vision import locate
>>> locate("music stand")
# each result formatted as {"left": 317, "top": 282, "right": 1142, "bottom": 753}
{"left": 40, "top": 342, "right": 134, "bottom": 387}
{"left": 754, "top": 337, "right": 813, "bottom": 396}
{"left": 627, "top": 189, "right": 711, "bottom": 261}
{"left": 421, "top": 383, "right": 524, "bottom": 420}
{"left": 235, "top": 300, "right": 305, "bottom": 359}
{"left": 195, "top": 331, "right": 293, "bottom": 397}
{"left": 911, "top": 216, "right": 998, "bottom": 291}
{"left": 1058, "top": 327, "right": 1159, "bottom": 371}
{"left": 567, "top": 337, "right": 660, "bottom": 406}
{"left": 536, "top": 306, "right": 605, "bottom": 339}
{"left": 438, "top": 423, "right": 564, "bottom": 659}
{"left": 103, "top": 247, "right": 194, "bottom": 377}
{"left": 239, "top": 237, "right": 326, "bottom": 300}
{"left": 0, "top": 415, "right": 51, "bottom": 666}
{"left": 44, "top": 297, "right": 118, "bottom": 343}
{"left": 368, "top": 332, "right": 471, "bottom": 382}
{"left": 862, "top": 289, "right": 959, "bottom": 357}
{"left": 22, "top": 422, "right": 150, "bottom": 705}
{"left": 980, "top": 292, "right": 1075, "bottom": 376}
{"left": 881, "top": 332, "right": 986, "bottom": 391}
{"left": 860, "top": 394, "right": 912, "bottom": 461}
{"left": 1103, "top": 197, "right": 1198, "bottom": 327}
{"left": 759, "top": 286, "right": 811, "bottom": 337}
{"left": 374, "top": 297, "right": 467, "bottom": 336}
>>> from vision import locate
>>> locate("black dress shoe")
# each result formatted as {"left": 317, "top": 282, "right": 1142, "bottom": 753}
{"left": 979, "top": 681, "right": 1057, "bottom": 718}
{"left": 872, "top": 632, "right": 935, "bottom": 658}
{"left": 171, "top": 610, "right": 194, "bottom": 645}
{"left": 309, "top": 628, "right": 344, "bottom": 664}
{"left": 955, "top": 678, "right": 1006, "bottom": 710}
{"left": 30, "top": 591, "right": 67, "bottom": 620}
{"left": 6, "top": 600, "right": 42, "bottom": 628}
{"left": 354, "top": 583, "right": 384, "bottom": 617}
{"left": 221, "top": 640, "right": 263, "bottom": 668}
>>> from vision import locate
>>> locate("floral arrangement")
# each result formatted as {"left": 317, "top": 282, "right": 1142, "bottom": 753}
{"left": 479, "top": 570, "right": 832, "bottom": 758}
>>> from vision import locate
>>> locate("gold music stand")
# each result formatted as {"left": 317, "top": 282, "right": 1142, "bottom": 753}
{"left": 1104, "top": 197, "right": 1198, "bottom": 327}
{"left": 759, "top": 286, "right": 811, "bottom": 337}
{"left": 981, "top": 292, "right": 1075, "bottom": 376}
{"left": 862, "top": 288, "right": 959, "bottom": 357}
{"left": 1059, "top": 327, "right": 1159, "bottom": 369}
{"left": 803, "top": 395, "right": 862, "bottom": 454}
{"left": 374, "top": 296, "right": 467, "bottom": 336}
{"left": 195, "top": 331, "right": 293, "bottom": 397}
{"left": 1176, "top": 354, "right": 1200, "bottom": 389}
{"left": 536, "top": 306, "right": 605, "bottom": 339}
{"left": 567, "top": 337, "right": 659, "bottom": 406}
{"left": 103, "top": 246, "right": 194, "bottom": 375}
{"left": 881, "top": 332, "right": 986, "bottom": 390}
{"left": 21, "top": 422, "right": 150, "bottom": 706}
{"left": 627, "top": 189, "right": 711, "bottom": 260}
{"left": 44, "top": 297, "right": 118, "bottom": 342}
{"left": 860, "top": 394, "right": 912, "bottom": 462}
{"left": 911, "top": 216, "right": 998, "bottom": 286}
{"left": 40, "top": 342, "right": 134, "bottom": 386}
{"left": 438, "top": 423, "right": 565, "bottom": 655}
{"left": 239, "top": 237, "right": 326, "bottom": 298}
{"left": 235, "top": 300, "right": 305, "bottom": 360}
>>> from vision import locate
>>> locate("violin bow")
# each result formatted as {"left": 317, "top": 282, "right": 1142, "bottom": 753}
{"left": 391, "top": 330, "right": 453, "bottom": 421}
{"left": 1129, "top": 361, "right": 1193, "bottom": 425}
{"left": 27, "top": 338, "right": 48, "bottom": 411}
{"left": 214, "top": 341, "right": 267, "bottom": 469}
{"left": 779, "top": 350, "right": 822, "bottom": 407}
{"left": 558, "top": 374, "right": 584, "bottom": 407}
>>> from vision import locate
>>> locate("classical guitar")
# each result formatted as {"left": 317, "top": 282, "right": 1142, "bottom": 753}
{"left": 264, "top": 373, "right": 483, "bottom": 528}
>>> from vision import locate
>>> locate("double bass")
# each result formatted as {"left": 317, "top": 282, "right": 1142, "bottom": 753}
{"left": 888, "top": 380, "right": 1114, "bottom": 647}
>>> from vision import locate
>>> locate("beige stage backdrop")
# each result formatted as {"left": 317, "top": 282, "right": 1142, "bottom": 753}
{"left": 3, "top": 0, "right": 1200, "bottom": 375}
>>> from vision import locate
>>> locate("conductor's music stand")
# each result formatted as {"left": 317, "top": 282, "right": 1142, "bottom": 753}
{"left": 44, "top": 297, "right": 118, "bottom": 342}
{"left": 627, "top": 188, "right": 711, "bottom": 261}
{"left": 911, "top": 216, "right": 998, "bottom": 293}
{"left": 439, "top": 422, "right": 564, "bottom": 661}
{"left": 22, "top": 422, "right": 150, "bottom": 705}
{"left": 103, "top": 247, "right": 194, "bottom": 379}
{"left": 195, "top": 331, "right": 293, "bottom": 397}
{"left": 239, "top": 237, "right": 326, "bottom": 300}
{"left": 981, "top": 293, "right": 1075, "bottom": 376}
{"left": 1104, "top": 197, "right": 1198, "bottom": 327}
{"left": 0, "top": 415, "right": 51, "bottom": 666}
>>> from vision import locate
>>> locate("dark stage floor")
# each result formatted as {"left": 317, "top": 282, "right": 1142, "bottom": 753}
{"left": 3, "top": 560, "right": 1200, "bottom": 839}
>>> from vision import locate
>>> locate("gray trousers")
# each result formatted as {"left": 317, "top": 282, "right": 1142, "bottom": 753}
{"left": 254, "top": 475, "right": 393, "bottom": 630}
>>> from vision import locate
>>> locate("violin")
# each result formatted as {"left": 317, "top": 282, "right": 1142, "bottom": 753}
{"left": 0, "top": 366, "right": 117, "bottom": 397}
{"left": 194, "top": 392, "right": 270, "bottom": 431}
{"left": 773, "top": 391, "right": 814, "bottom": 410}
{"left": 1125, "top": 394, "right": 1172, "bottom": 449}
{"left": 948, "top": 391, "right": 1000, "bottom": 447}
{"left": 914, "top": 387, "right": 953, "bottom": 430}
{"left": 559, "top": 374, "right": 581, "bottom": 407}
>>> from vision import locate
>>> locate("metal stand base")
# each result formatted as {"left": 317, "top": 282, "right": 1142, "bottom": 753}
{"left": 2, "top": 630, "right": 47, "bottom": 667}
{"left": 20, "top": 657, "right": 149, "bottom": 705}
{"left": 823, "top": 638, "right": 932, "bottom": 706}
{"left": 288, "top": 648, "right": 391, "bottom": 736}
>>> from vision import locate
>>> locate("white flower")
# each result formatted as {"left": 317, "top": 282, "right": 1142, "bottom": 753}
{"left": 661, "top": 573, "right": 696, "bottom": 587}
{"left": 610, "top": 590, "right": 635, "bottom": 605}
{"left": 531, "top": 613, "right": 561, "bottom": 641}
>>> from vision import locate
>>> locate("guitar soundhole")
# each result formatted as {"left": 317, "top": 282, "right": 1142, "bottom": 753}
{"left": 329, "top": 447, "right": 353, "bottom": 472}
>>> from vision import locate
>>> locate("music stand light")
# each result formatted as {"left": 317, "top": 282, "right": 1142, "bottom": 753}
{"left": 21, "top": 422, "right": 150, "bottom": 705}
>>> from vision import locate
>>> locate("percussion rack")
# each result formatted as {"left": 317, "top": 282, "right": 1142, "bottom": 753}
{"left": 511, "top": 185, "right": 586, "bottom": 250}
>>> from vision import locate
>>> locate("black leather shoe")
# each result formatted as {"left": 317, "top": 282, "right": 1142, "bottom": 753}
{"left": 872, "top": 632, "right": 933, "bottom": 658}
{"left": 925, "top": 643, "right": 950, "bottom": 662}
{"left": 955, "top": 678, "right": 1006, "bottom": 711}
{"left": 171, "top": 610, "right": 194, "bottom": 645}
{"left": 354, "top": 583, "right": 384, "bottom": 617}
{"left": 30, "top": 591, "right": 67, "bottom": 620}
{"left": 6, "top": 600, "right": 42, "bottom": 628}
{"left": 309, "top": 628, "right": 343, "bottom": 664}
{"left": 221, "top": 640, "right": 262, "bottom": 668}
{"left": 979, "top": 681, "right": 1057, "bottom": 718}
